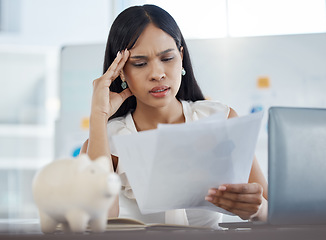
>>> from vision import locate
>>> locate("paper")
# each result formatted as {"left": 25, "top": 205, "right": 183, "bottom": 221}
{"left": 113, "top": 111, "right": 263, "bottom": 215}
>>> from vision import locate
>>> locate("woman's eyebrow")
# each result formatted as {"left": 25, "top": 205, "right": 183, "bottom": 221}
{"left": 129, "top": 55, "right": 147, "bottom": 59}
{"left": 157, "top": 48, "right": 175, "bottom": 56}
{"left": 129, "top": 48, "right": 175, "bottom": 59}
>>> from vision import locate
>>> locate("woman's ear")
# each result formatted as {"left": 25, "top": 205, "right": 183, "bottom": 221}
{"left": 180, "top": 46, "right": 184, "bottom": 61}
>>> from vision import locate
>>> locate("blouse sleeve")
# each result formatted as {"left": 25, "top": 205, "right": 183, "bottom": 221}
{"left": 107, "top": 116, "right": 132, "bottom": 157}
{"left": 186, "top": 100, "right": 230, "bottom": 121}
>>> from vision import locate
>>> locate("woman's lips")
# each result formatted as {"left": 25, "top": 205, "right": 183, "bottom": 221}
{"left": 149, "top": 86, "right": 170, "bottom": 98}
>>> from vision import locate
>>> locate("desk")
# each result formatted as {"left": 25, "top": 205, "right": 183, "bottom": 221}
{"left": 1, "top": 221, "right": 326, "bottom": 240}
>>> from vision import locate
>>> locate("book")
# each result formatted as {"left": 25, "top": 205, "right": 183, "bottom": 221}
{"left": 106, "top": 218, "right": 213, "bottom": 231}
{"left": 106, "top": 218, "right": 146, "bottom": 231}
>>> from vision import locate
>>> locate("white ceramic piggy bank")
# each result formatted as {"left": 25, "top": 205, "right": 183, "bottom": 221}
{"left": 32, "top": 154, "right": 121, "bottom": 233}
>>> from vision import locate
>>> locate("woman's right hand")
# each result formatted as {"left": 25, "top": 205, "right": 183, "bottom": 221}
{"left": 91, "top": 50, "right": 132, "bottom": 119}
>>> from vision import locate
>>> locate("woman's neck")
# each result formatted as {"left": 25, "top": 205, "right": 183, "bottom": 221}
{"left": 132, "top": 99, "right": 185, "bottom": 132}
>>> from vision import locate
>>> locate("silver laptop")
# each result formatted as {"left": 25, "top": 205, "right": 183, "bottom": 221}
{"left": 220, "top": 106, "right": 326, "bottom": 229}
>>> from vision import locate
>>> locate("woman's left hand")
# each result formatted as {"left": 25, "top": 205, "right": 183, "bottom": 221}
{"left": 205, "top": 183, "right": 267, "bottom": 221}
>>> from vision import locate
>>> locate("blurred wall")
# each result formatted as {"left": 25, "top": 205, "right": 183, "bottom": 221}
{"left": 0, "top": 0, "right": 114, "bottom": 45}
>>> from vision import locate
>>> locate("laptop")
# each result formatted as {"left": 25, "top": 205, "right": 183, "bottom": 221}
{"left": 220, "top": 106, "right": 326, "bottom": 229}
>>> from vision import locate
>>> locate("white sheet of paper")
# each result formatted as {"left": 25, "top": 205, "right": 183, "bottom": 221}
{"left": 113, "top": 111, "right": 263, "bottom": 215}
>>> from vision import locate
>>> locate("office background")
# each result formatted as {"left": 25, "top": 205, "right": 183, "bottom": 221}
{"left": 0, "top": 0, "right": 326, "bottom": 222}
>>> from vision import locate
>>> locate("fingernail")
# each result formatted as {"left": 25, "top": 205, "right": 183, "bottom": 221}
{"left": 205, "top": 196, "right": 213, "bottom": 201}
{"left": 116, "top": 51, "right": 120, "bottom": 57}
{"left": 218, "top": 186, "right": 227, "bottom": 191}
{"left": 208, "top": 189, "right": 216, "bottom": 195}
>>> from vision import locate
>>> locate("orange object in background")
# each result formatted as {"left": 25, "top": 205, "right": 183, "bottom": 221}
{"left": 81, "top": 117, "right": 90, "bottom": 130}
{"left": 257, "top": 76, "right": 270, "bottom": 89}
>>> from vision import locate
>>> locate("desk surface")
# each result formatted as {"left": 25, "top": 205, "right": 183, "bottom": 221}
{"left": 1, "top": 221, "right": 326, "bottom": 240}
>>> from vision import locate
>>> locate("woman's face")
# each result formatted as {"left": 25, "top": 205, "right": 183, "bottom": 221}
{"left": 123, "top": 23, "right": 183, "bottom": 109}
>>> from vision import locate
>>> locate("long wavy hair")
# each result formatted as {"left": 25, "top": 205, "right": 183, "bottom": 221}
{"left": 104, "top": 4, "right": 205, "bottom": 120}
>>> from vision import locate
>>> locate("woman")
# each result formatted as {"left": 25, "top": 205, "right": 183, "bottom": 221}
{"left": 81, "top": 4, "right": 267, "bottom": 228}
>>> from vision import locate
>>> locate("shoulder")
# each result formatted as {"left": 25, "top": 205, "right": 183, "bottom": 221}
{"left": 107, "top": 116, "right": 126, "bottom": 132}
{"left": 107, "top": 113, "right": 135, "bottom": 136}
{"left": 182, "top": 100, "right": 230, "bottom": 121}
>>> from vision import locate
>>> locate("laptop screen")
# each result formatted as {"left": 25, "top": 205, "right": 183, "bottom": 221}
{"left": 268, "top": 107, "right": 326, "bottom": 225}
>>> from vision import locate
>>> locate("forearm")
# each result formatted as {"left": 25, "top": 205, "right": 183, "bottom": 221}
{"left": 87, "top": 114, "right": 114, "bottom": 172}
{"left": 87, "top": 114, "right": 120, "bottom": 217}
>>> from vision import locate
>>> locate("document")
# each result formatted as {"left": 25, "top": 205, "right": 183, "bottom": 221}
{"left": 113, "top": 111, "right": 263, "bottom": 215}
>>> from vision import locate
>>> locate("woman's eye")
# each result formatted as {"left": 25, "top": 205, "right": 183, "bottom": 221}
{"left": 162, "top": 57, "right": 174, "bottom": 62}
{"left": 132, "top": 62, "right": 147, "bottom": 67}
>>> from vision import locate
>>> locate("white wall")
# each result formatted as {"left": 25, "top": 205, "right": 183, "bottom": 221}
{"left": 0, "top": 0, "right": 114, "bottom": 45}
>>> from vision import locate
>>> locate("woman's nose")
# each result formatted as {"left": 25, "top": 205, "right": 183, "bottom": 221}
{"left": 149, "top": 62, "right": 166, "bottom": 81}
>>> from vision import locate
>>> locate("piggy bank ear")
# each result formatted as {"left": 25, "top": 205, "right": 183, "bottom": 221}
{"left": 94, "top": 156, "right": 110, "bottom": 172}
{"left": 76, "top": 154, "right": 92, "bottom": 171}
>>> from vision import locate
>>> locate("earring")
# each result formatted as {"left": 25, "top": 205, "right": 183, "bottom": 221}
{"left": 181, "top": 68, "right": 186, "bottom": 76}
{"left": 121, "top": 76, "right": 128, "bottom": 89}
{"left": 121, "top": 81, "right": 127, "bottom": 89}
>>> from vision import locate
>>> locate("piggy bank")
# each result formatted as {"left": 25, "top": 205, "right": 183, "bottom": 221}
{"left": 32, "top": 154, "right": 121, "bottom": 233}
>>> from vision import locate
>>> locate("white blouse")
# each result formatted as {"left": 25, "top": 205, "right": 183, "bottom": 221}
{"left": 107, "top": 100, "right": 230, "bottom": 229}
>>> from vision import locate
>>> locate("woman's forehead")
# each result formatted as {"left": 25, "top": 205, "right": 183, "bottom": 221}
{"left": 130, "top": 23, "right": 177, "bottom": 54}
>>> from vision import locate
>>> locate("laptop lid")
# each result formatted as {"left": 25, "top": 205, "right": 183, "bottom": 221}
{"left": 268, "top": 107, "right": 326, "bottom": 225}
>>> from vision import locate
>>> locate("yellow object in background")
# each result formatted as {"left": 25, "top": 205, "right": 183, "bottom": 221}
{"left": 257, "top": 76, "right": 270, "bottom": 89}
{"left": 81, "top": 117, "right": 90, "bottom": 130}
